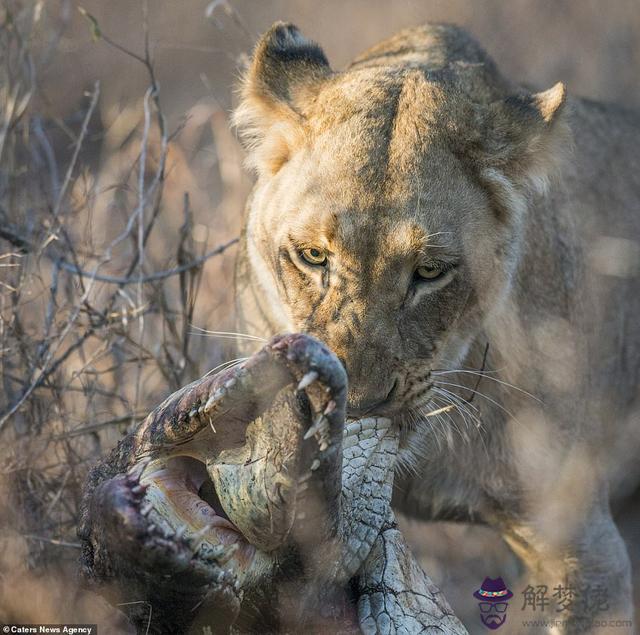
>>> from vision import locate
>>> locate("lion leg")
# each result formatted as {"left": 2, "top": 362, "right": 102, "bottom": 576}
{"left": 503, "top": 505, "right": 633, "bottom": 634}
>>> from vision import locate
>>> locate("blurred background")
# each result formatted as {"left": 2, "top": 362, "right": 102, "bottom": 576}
{"left": 1, "top": 1, "right": 639, "bottom": 632}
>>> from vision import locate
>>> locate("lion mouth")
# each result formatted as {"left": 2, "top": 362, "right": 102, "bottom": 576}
{"left": 345, "top": 380, "right": 401, "bottom": 419}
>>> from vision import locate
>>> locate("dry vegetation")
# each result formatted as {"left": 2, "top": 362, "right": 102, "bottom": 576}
{"left": 0, "top": 0, "right": 638, "bottom": 631}
{"left": 0, "top": 0, "right": 248, "bottom": 625}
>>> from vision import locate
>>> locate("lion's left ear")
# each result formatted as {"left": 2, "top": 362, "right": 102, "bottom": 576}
{"left": 479, "top": 82, "right": 570, "bottom": 213}
{"left": 233, "top": 23, "right": 332, "bottom": 176}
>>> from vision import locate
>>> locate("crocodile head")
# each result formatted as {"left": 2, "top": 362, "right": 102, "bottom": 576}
{"left": 78, "top": 334, "right": 397, "bottom": 633}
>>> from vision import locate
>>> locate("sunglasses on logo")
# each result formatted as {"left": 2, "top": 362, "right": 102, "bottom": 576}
{"left": 479, "top": 602, "right": 508, "bottom": 613}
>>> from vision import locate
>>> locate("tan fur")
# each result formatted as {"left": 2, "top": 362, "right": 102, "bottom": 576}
{"left": 233, "top": 22, "right": 640, "bottom": 632}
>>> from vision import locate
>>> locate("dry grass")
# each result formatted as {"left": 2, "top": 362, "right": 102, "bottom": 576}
{"left": 0, "top": 1, "right": 638, "bottom": 631}
{"left": 0, "top": 1, "right": 248, "bottom": 625}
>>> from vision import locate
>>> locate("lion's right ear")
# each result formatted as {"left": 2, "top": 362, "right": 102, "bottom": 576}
{"left": 233, "top": 23, "right": 331, "bottom": 176}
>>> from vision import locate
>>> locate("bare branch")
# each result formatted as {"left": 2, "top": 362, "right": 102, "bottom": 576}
{"left": 55, "top": 237, "right": 238, "bottom": 284}
{"left": 52, "top": 81, "right": 100, "bottom": 218}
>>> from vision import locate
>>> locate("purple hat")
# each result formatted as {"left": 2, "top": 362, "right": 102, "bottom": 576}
{"left": 474, "top": 577, "right": 513, "bottom": 602}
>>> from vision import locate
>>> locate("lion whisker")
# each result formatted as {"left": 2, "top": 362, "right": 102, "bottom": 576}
{"left": 428, "top": 393, "right": 473, "bottom": 444}
{"left": 203, "top": 356, "right": 248, "bottom": 377}
{"left": 432, "top": 369, "right": 542, "bottom": 403}
{"left": 395, "top": 411, "right": 439, "bottom": 475}
{"left": 189, "top": 326, "right": 267, "bottom": 342}
{"left": 433, "top": 379, "right": 519, "bottom": 422}
{"left": 431, "top": 384, "right": 481, "bottom": 414}
{"left": 427, "top": 393, "right": 492, "bottom": 460}
{"left": 431, "top": 388, "right": 481, "bottom": 430}
{"left": 408, "top": 407, "right": 444, "bottom": 454}
{"left": 430, "top": 406, "right": 461, "bottom": 448}
{"left": 423, "top": 402, "right": 456, "bottom": 417}
{"left": 439, "top": 399, "right": 491, "bottom": 460}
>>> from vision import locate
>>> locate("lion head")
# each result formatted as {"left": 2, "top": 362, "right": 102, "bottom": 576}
{"left": 233, "top": 23, "right": 568, "bottom": 423}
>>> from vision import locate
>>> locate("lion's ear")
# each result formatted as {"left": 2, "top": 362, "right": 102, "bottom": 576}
{"left": 479, "top": 82, "right": 570, "bottom": 214}
{"left": 233, "top": 23, "right": 331, "bottom": 176}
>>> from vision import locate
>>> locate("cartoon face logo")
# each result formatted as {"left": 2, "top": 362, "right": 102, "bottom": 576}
{"left": 474, "top": 577, "right": 513, "bottom": 629}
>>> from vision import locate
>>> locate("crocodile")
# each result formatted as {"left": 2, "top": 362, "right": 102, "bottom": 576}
{"left": 78, "top": 333, "right": 466, "bottom": 634}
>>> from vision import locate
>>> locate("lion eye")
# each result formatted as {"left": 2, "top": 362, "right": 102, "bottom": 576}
{"left": 415, "top": 264, "right": 444, "bottom": 281}
{"left": 300, "top": 247, "right": 327, "bottom": 266}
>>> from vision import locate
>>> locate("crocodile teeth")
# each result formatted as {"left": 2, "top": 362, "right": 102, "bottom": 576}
{"left": 201, "top": 544, "right": 226, "bottom": 562}
{"left": 319, "top": 440, "right": 329, "bottom": 452}
{"left": 323, "top": 400, "right": 336, "bottom": 415}
{"left": 127, "top": 456, "right": 151, "bottom": 482}
{"left": 188, "top": 409, "right": 198, "bottom": 418}
{"left": 131, "top": 484, "right": 146, "bottom": 495}
{"left": 204, "top": 389, "right": 224, "bottom": 412}
{"left": 140, "top": 504, "right": 153, "bottom": 517}
{"left": 209, "top": 417, "right": 217, "bottom": 434}
{"left": 175, "top": 525, "right": 187, "bottom": 540}
{"left": 303, "top": 414, "right": 329, "bottom": 441}
{"left": 191, "top": 523, "right": 214, "bottom": 546}
{"left": 218, "top": 543, "right": 239, "bottom": 565}
{"left": 193, "top": 525, "right": 210, "bottom": 539}
{"left": 297, "top": 370, "right": 319, "bottom": 391}
{"left": 310, "top": 458, "right": 321, "bottom": 471}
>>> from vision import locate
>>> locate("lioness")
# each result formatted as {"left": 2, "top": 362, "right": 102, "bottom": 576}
{"left": 233, "top": 22, "right": 640, "bottom": 632}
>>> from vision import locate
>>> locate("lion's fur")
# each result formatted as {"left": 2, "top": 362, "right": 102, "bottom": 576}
{"left": 233, "top": 22, "right": 640, "bottom": 629}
